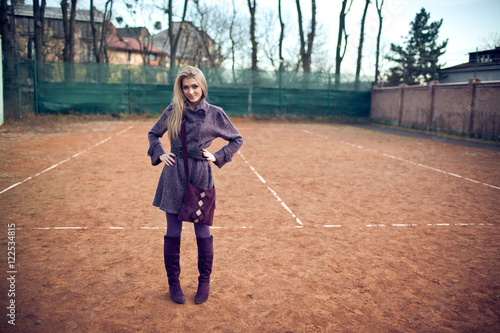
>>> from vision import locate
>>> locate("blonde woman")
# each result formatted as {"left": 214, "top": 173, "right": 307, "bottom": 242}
{"left": 148, "top": 66, "right": 243, "bottom": 304}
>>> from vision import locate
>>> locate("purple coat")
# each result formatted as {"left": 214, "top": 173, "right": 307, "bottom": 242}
{"left": 148, "top": 99, "right": 243, "bottom": 214}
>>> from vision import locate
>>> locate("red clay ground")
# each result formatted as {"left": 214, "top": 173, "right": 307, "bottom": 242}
{"left": 0, "top": 116, "right": 499, "bottom": 332}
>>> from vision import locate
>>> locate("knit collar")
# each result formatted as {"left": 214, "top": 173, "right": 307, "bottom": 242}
{"left": 183, "top": 98, "right": 207, "bottom": 123}
{"left": 184, "top": 98, "right": 208, "bottom": 112}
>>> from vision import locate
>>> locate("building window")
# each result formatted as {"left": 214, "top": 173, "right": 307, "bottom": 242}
{"left": 52, "top": 20, "right": 65, "bottom": 38}
{"left": 479, "top": 54, "right": 492, "bottom": 63}
{"left": 22, "top": 17, "right": 34, "bottom": 36}
{"left": 84, "top": 44, "right": 96, "bottom": 63}
{"left": 127, "top": 51, "right": 131, "bottom": 61}
{"left": 81, "top": 22, "right": 94, "bottom": 39}
{"left": 27, "top": 38, "right": 34, "bottom": 59}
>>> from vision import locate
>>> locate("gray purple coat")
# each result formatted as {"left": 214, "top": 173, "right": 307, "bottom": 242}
{"left": 148, "top": 99, "right": 243, "bottom": 214}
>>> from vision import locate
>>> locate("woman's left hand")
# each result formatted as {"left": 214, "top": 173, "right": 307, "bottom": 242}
{"left": 202, "top": 149, "right": 216, "bottom": 162}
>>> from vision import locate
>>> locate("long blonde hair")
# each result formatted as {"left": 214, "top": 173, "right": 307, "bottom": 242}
{"left": 167, "top": 66, "right": 208, "bottom": 143}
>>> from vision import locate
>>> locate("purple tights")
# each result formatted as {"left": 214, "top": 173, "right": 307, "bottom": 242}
{"left": 166, "top": 212, "right": 211, "bottom": 238}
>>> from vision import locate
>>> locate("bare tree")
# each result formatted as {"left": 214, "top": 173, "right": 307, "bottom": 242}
{"left": 309, "top": 23, "right": 332, "bottom": 73}
{"left": 192, "top": 2, "right": 233, "bottom": 68}
{"left": 354, "top": 0, "right": 370, "bottom": 90}
{"left": 90, "top": 0, "right": 99, "bottom": 62}
{"left": 61, "top": 0, "right": 77, "bottom": 63}
{"left": 1, "top": 0, "right": 19, "bottom": 118}
{"left": 295, "top": 0, "right": 316, "bottom": 72}
{"left": 33, "top": 0, "right": 46, "bottom": 61}
{"left": 247, "top": 0, "right": 258, "bottom": 70}
{"left": 334, "top": 0, "right": 353, "bottom": 88}
{"left": 260, "top": 9, "right": 280, "bottom": 69}
{"left": 374, "top": 0, "right": 384, "bottom": 85}
{"left": 1, "top": 0, "right": 16, "bottom": 60}
{"left": 167, "top": 0, "right": 189, "bottom": 68}
{"left": 90, "top": 0, "right": 113, "bottom": 63}
{"left": 226, "top": 0, "right": 249, "bottom": 73}
{"left": 481, "top": 30, "right": 500, "bottom": 49}
{"left": 229, "top": 0, "right": 238, "bottom": 72}
{"left": 278, "top": 0, "right": 285, "bottom": 70}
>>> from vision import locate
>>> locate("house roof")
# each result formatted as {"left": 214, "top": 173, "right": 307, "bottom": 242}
{"left": 441, "top": 61, "right": 500, "bottom": 71}
{"left": 154, "top": 21, "right": 213, "bottom": 42}
{"left": 107, "top": 34, "right": 166, "bottom": 55}
{"left": 14, "top": 4, "right": 104, "bottom": 22}
{"left": 441, "top": 47, "right": 500, "bottom": 71}
{"left": 116, "top": 27, "right": 151, "bottom": 39}
{"left": 152, "top": 21, "right": 215, "bottom": 56}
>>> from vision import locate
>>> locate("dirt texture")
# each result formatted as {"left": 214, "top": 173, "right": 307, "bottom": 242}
{"left": 0, "top": 117, "right": 499, "bottom": 332}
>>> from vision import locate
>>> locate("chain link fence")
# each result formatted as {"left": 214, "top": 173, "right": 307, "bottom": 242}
{"left": 3, "top": 55, "right": 372, "bottom": 119}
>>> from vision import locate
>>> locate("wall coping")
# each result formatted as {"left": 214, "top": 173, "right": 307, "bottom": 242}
{"left": 373, "top": 80, "right": 500, "bottom": 92}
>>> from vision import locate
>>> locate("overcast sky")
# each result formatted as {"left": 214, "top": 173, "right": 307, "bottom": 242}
{"left": 25, "top": 0, "right": 500, "bottom": 76}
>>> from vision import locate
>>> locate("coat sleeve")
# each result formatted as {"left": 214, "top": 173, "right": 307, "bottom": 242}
{"left": 212, "top": 108, "right": 243, "bottom": 169}
{"left": 147, "top": 106, "right": 171, "bottom": 166}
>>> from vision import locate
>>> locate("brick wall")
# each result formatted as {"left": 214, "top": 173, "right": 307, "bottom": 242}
{"left": 371, "top": 80, "right": 500, "bottom": 140}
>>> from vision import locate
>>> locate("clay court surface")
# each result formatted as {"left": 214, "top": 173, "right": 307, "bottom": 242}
{"left": 0, "top": 116, "right": 499, "bottom": 332}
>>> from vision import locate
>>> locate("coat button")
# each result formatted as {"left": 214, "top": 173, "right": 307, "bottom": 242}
{"left": 194, "top": 137, "right": 199, "bottom": 142}
{"left": 197, "top": 121, "right": 202, "bottom": 127}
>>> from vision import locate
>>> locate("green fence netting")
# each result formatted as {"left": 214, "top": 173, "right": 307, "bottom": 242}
{"left": 3, "top": 57, "right": 372, "bottom": 118}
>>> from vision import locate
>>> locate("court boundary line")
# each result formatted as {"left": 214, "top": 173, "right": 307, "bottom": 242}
{"left": 0, "top": 125, "right": 134, "bottom": 195}
{"left": 237, "top": 151, "right": 303, "bottom": 226}
{"left": 15, "top": 223, "right": 494, "bottom": 231}
{"left": 301, "top": 130, "right": 500, "bottom": 191}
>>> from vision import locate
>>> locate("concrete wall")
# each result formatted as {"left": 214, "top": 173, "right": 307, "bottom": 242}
{"left": 371, "top": 80, "right": 500, "bottom": 140}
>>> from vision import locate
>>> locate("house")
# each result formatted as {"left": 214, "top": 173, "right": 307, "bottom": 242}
{"left": 12, "top": 3, "right": 166, "bottom": 66}
{"left": 152, "top": 21, "right": 221, "bottom": 68}
{"left": 13, "top": 3, "right": 105, "bottom": 62}
{"left": 438, "top": 47, "right": 500, "bottom": 83}
{"left": 107, "top": 26, "right": 167, "bottom": 66}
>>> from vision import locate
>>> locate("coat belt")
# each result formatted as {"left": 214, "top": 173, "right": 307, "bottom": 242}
{"left": 170, "top": 147, "right": 206, "bottom": 160}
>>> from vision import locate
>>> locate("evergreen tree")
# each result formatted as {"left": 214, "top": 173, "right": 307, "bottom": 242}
{"left": 386, "top": 8, "right": 448, "bottom": 86}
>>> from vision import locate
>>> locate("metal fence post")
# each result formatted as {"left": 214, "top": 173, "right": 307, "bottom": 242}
{"left": 128, "top": 66, "right": 132, "bottom": 114}
{"left": 0, "top": 35, "right": 3, "bottom": 125}
{"left": 468, "top": 78, "right": 477, "bottom": 137}
{"left": 279, "top": 66, "right": 283, "bottom": 116}
{"left": 16, "top": 44, "right": 20, "bottom": 118}
{"left": 34, "top": 47, "right": 39, "bottom": 114}
{"left": 328, "top": 74, "right": 331, "bottom": 115}
{"left": 248, "top": 86, "right": 252, "bottom": 115}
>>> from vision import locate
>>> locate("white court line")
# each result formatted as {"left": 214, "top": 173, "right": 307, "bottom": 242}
{"left": 0, "top": 126, "right": 134, "bottom": 194}
{"left": 237, "top": 151, "right": 303, "bottom": 226}
{"left": 116, "top": 126, "right": 134, "bottom": 136}
{"left": 301, "top": 130, "right": 500, "bottom": 190}
{"left": 392, "top": 224, "right": 418, "bottom": 227}
{"left": 15, "top": 223, "right": 494, "bottom": 231}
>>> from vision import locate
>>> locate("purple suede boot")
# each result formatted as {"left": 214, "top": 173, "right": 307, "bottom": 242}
{"left": 195, "top": 236, "right": 213, "bottom": 304}
{"left": 163, "top": 236, "right": 186, "bottom": 304}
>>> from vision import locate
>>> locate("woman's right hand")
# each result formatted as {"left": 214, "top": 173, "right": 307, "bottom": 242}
{"left": 159, "top": 153, "right": 176, "bottom": 167}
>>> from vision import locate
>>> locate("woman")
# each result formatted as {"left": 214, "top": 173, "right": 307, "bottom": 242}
{"left": 148, "top": 66, "right": 243, "bottom": 304}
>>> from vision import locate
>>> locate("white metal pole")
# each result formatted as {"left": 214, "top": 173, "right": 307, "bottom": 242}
{"left": 0, "top": 35, "right": 4, "bottom": 126}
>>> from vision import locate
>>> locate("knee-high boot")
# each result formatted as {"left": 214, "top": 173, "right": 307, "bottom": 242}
{"left": 163, "top": 236, "right": 186, "bottom": 304}
{"left": 195, "top": 236, "right": 213, "bottom": 304}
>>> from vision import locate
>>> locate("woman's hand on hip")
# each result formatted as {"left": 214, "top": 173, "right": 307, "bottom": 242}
{"left": 160, "top": 153, "right": 176, "bottom": 166}
{"left": 202, "top": 149, "right": 216, "bottom": 162}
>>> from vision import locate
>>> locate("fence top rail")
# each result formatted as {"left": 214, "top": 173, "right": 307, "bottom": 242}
{"left": 374, "top": 80, "right": 500, "bottom": 92}
{"left": 372, "top": 86, "right": 400, "bottom": 91}
{"left": 472, "top": 80, "right": 500, "bottom": 87}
